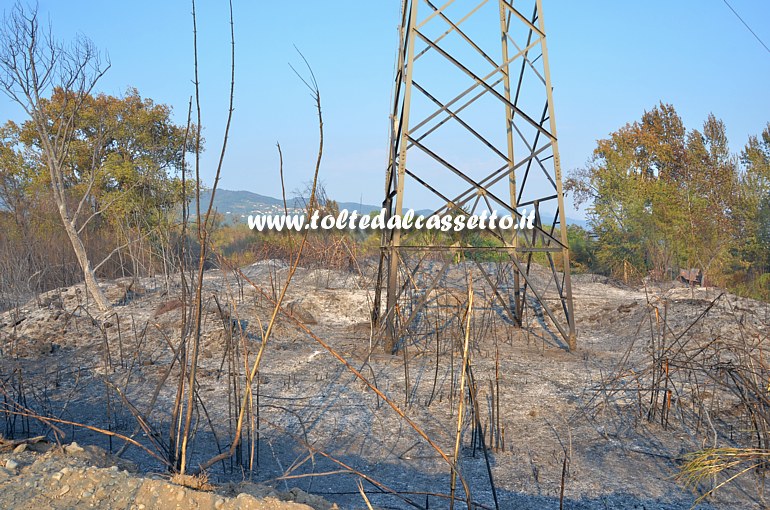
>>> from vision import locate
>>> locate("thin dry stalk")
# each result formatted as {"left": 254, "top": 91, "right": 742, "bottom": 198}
{"left": 357, "top": 478, "right": 375, "bottom": 510}
{"left": 450, "top": 281, "right": 473, "bottom": 510}
{"left": 177, "top": 0, "right": 236, "bottom": 475}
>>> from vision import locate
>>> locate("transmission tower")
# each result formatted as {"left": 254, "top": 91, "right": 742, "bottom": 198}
{"left": 373, "top": 0, "right": 577, "bottom": 352}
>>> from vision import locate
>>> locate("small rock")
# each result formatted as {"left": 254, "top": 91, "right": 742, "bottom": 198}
{"left": 13, "top": 443, "right": 27, "bottom": 454}
{"left": 286, "top": 300, "right": 317, "bottom": 324}
{"left": 58, "top": 484, "right": 71, "bottom": 496}
{"left": 65, "top": 442, "right": 84, "bottom": 454}
{"left": 5, "top": 459, "right": 18, "bottom": 470}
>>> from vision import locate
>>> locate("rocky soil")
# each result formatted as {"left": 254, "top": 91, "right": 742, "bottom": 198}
{"left": 0, "top": 438, "right": 332, "bottom": 509}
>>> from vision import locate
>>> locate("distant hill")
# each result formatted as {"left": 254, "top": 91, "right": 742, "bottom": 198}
{"left": 199, "top": 189, "right": 389, "bottom": 222}
{"left": 199, "top": 189, "right": 299, "bottom": 218}
{"left": 199, "top": 188, "right": 587, "bottom": 227}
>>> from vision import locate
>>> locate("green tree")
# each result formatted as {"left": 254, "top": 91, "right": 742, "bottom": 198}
{"left": 738, "top": 123, "right": 770, "bottom": 273}
{"left": 0, "top": 122, "right": 33, "bottom": 227}
{"left": 567, "top": 104, "right": 743, "bottom": 285}
{"left": 1, "top": 4, "right": 193, "bottom": 307}
{"left": 678, "top": 115, "right": 739, "bottom": 284}
{"left": 566, "top": 225, "right": 596, "bottom": 273}
{"left": 567, "top": 103, "right": 685, "bottom": 279}
{"left": 0, "top": 3, "right": 114, "bottom": 309}
{"left": 15, "top": 87, "right": 192, "bottom": 231}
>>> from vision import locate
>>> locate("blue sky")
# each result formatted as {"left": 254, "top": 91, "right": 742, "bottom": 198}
{"left": 2, "top": 1, "right": 769, "bottom": 219}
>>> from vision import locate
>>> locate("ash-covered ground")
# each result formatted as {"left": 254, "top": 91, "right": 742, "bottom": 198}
{"left": 1, "top": 260, "right": 769, "bottom": 509}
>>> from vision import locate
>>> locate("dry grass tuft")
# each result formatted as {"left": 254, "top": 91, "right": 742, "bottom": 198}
{"left": 677, "top": 447, "right": 770, "bottom": 504}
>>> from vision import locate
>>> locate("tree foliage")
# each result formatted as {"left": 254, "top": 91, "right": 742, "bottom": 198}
{"left": 567, "top": 103, "right": 768, "bottom": 298}
{"left": 12, "top": 87, "right": 193, "bottom": 231}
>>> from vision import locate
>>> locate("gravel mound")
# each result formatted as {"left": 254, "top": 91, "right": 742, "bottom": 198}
{"left": 0, "top": 439, "right": 333, "bottom": 510}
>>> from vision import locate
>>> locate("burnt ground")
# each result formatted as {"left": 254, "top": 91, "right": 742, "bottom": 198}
{"left": 1, "top": 260, "right": 769, "bottom": 509}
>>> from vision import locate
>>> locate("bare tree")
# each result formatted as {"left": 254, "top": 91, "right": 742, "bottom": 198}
{"left": 0, "top": 3, "right": 111, "bottom": 310}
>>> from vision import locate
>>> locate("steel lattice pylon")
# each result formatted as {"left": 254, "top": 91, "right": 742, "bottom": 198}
{"left": 373, "top": 0, "right": 576, "bottom": 352}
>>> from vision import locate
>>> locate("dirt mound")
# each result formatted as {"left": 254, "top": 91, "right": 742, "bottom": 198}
{"left": 0, "top": 439, "right": 333, "bottom": 510}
